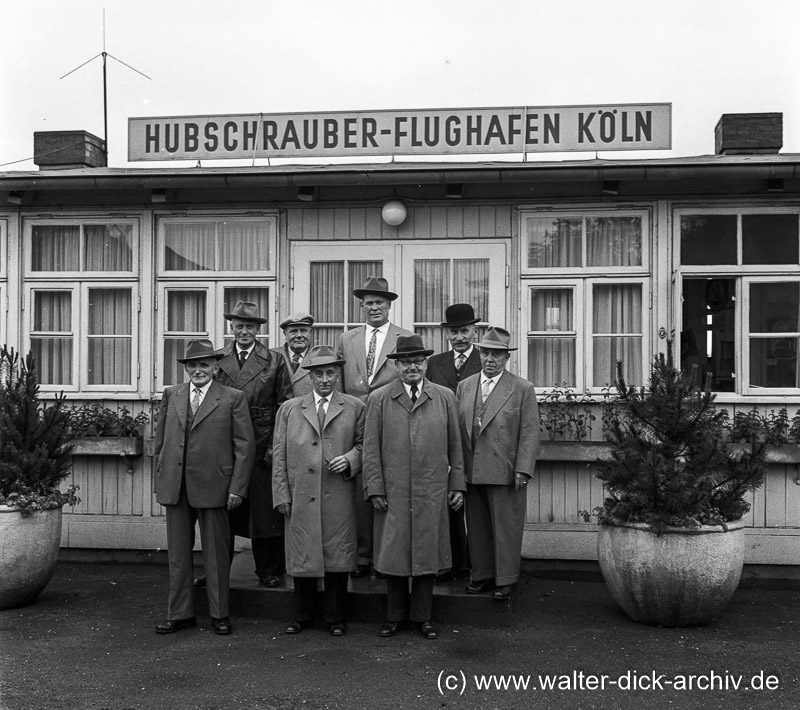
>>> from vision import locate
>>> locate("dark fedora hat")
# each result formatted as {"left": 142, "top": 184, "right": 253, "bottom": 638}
{"left": 301, "top": 344, "right": 346, "bottom": 370}
{"left": 223, "top": 300, "right": 267, "bottom": 324}
{"left": 475, "top": 326, "right": 517, "bottom": 351}
{"left": 441, "top": 303, "right": 481, "bottom": 328}
{"left": 279, "top": 312, "right": 315, "bottom": 329}
{"left": 177, "top": 338, "right": 225, "bottom": 363}
{"left": 352, "top": 276, "right": 398, "bottom": 301}
{"left": 386, "top": 334, "right": 434, "bottom": 360}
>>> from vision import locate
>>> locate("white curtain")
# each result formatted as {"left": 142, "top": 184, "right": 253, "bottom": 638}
{"left": 526, "top": 217, "right": 581, "bottom": 268}
{"left": 347, "top": 261, "right": 382, "bottom": 324}
{"left": 164, "top": 222, "right": 215, "bottom": 270}
{"left": 593, "top": 283, "right": 642, "bottom": 386}
{"left": 87, "top": 289, "right": 132, "bottom": 385}
{"left": 164, "top": 291, "right": 207, "bottom": 385}
{"left": 528, "top": 288, "right": 575, "bottom": 386}
{"left": 31, "top": 291, "right": 72, "bottom": 385}
{"left": 220, "top": 221, "right": 270, "bottom": 271}
{"left": 453, "top": 259, "right": 489, "bottom": 320}
{"left": 84, "top": 225, "right": 132, "bottom": 271}
{"left": 31, "top": 225, "right": 80, "bottom": 271}
{"left": 587, "top": 217, "right": 642, "bottom": 267}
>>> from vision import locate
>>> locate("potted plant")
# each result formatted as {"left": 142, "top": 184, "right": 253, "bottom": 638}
{"left": 592, "top": 342, "right": 770, "bottom": 627}
{"left": 69, "top": 402, "right": 149, "bottom": 457}
{"left": 0, "top": 346, "right": 79, "bottom": 610}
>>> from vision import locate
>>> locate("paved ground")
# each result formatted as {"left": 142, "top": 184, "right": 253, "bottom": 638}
{"left": 1, "top": 560, "right": 798, "bottom": 710}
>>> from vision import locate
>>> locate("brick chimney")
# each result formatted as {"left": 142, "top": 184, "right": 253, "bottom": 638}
{"left": 714, "top": 113, "right": 782, "bottom": 155}
{"left": 33, "top": 130, "right": 107, "bottom": 170}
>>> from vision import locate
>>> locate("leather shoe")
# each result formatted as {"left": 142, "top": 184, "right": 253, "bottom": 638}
{"left": 259, "top": 575, "right": 282, "bottom": 588}
{"left": 351, "top": 565, "right": 370, "bottom": 578}
{"left": 416, "top": 621, "right": 437, "bottom": 640}
{"left": 330, "top": 623, "right": 347, "bottom": 636}
{"left": 379, "top": 621, "right": 400, "bottom": 637}
{"left": 155, "top": 617, "right": 197, "bottom": 634}
{"left": 212, "top": 617, "right": 232, "bottom": 635}
{"left": 492, "top": 584, "right": 516, "bottom": 600}
{"left": 285, "top": 620, "right": 312, "bottom": 635}
{"left": 193, "top": 576, "right": 206, "bottom": 588}
{"left": 465, "top": 579, "right": 494, "bottom": 594}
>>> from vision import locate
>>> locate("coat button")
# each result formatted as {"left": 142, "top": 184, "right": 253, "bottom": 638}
{"left": 311, "top": 441, "right": 317, "bottom": 445}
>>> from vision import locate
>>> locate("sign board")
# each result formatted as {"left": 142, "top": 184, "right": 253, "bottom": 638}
{"left": 128, "top": 103, "right": 671, "bottom": 161}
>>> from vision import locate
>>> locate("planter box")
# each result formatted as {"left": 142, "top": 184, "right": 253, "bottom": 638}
{"left": 71, "top": 437, "right": 143, "bottom": 457}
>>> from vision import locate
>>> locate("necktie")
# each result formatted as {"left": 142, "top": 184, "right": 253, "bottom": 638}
{"left": 291, "top": 352, "right": 301, "bottom": 373}
{"left": 481, "top": 379, "right": 492, "bottom": 403}
{"left": 366, "top": 328, "right": 378, "bottom": 377}
{"left": 455, "top": 354, "right": 466, "bottom": 372}
{"left": 191, "top": 388, "right": 201, "bottom": 414}
{"left": 317, "top": 397, "right": 327, "bottom": 430}
{"left": 410, "top": 384, "right": 418, "bottom": 404}
{"left": 238, "top": 350, "right": 248, "bottom": 369}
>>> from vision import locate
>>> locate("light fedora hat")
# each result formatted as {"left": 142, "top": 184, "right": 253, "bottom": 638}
{"left": 475, "top": 326, "right": 518, "bottom": 351}
{"left": 279, "top": 312, "right": 315, "bottom": 329}
{"left": 224, "top": 300, "right": 267, "bottom": 324}
{"left": 386, "top": 334, "right": 435, "bottom": 360}
{"left": 352, "top": 276, "right": 398, "bottom": 301}
{"left": 177, "top": 338, "right": 225, "bottom": 363}
{"left": 441, "top": 303, "right": 481, "bottom": 328}
{"left": 301, "top": 344, "right": 346, "bottom": 370}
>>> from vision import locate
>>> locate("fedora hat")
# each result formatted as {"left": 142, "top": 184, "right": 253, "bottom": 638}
{"left": 386, "top": 334, "right": 434, "bottom": 360}
{"left": 475, "top": 326, "right": 517, "bottom": 351}
{"left": 441, "top": 303, "right": 481, "bottom": 328}
{"left": 176, "top": 338, "right": 225, "bottom": 363}
{"left": 223, "top": 300, "right": 267, "bottom": 324}
{"left": 352, "top": 276, "right": 398, "bottom": 301}
{"left": 279, "top": 312, "right": 315, "bottom": 329}
{"left": 301, "top": 344, "right": 346, "bottom": 370}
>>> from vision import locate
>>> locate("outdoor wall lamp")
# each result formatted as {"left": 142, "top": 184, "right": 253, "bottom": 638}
{"left": 602, "top": 180, "right": 620, "bottom": 196}
{"left": 381, "top": 199, "right": 407, "bottom": 226}
{"left": 7, "top": 191, "right": 23, "bottom": 205}
{"left": 151, "top": 188, "right": 167, "bottom": 203}
{"left": 446, "top": 183, "right": 464, "bottom": 199}
{"left": 297, "top": 186, "right": 318, "bottom": 202}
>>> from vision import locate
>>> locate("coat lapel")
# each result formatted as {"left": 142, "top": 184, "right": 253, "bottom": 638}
{"left": 174, "top": 383, "right": 189, "bottom": 431}
{"left": 374, "top": 324, "right": 400, "bottom": 377}
{"left": 389, "top": 379, "right": 412, "bottom": 414}
{"left": 461, "top": 375, "right": 478, "bottom": 444}
{"left": 480, "top": 371, "right": 513, "bottom": 430}
{"left": 301, "top": 393, "right": 322, "bottom": 435}
{"left": 352, "top": 326, "right": 368, "bottom": 379}
{"left": 192, "top": 381, "right": 221, "bottom": 429}
{"left": 325, "top": 391, "right": 344, "bottom": 427}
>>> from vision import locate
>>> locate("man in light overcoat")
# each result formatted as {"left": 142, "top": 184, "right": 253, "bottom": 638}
{"left": 273, "top": 345, "right": 365, "bottom": 637}
{"left": 363, "top": 334, "right": 465, "bottom": 640}
{"left": 335, "top": 276, "right": 414, "bottom": 577}
{"left": 154, "top": 339, "right": 255, "bottom": 636}
{"left": 456, "top": 326, "right": 540, "bottom": 601}
{"left": 271, "top": 312, "right": 315, "bottom": 397}
{"left": 215, "top": 300, "right": 293, "bottom": 587}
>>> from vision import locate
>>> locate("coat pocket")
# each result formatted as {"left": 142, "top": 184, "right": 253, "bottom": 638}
{"left": 219, "top": 465, "right": 233, "bottom": 478}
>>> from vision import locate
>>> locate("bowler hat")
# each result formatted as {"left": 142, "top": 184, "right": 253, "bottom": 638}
{"left": 352, "top": 276, "right": 398, "bottom": 301}
{"left": 301, "top": 345, "right": 346, "bottom": 370}
{"left": 386, "top": 334, "right": 434, "bottom": 360}
{"left": 176, "top": 338, "right": 225, "bottom": 363}
{"left": 280, "top": 312, "right": 315, "bottom": 329}
{"left": 223, "top": 300, "right": 267, "bottom": 324}
{"left": 440, "top": 303, "right": 481, "bottom": 328}
{"left": 475, "top": 326, "right": 517, "bottom": 351}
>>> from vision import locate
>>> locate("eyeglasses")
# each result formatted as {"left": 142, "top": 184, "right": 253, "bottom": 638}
{"left": 397, "top": 358, "right": 427, "bottom": 367}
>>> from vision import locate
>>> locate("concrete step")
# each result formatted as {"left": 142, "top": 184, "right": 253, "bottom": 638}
{"left": 228, "top": 553, "right": 514, "bottom": 627}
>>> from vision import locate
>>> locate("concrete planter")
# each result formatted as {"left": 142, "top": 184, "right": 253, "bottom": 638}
{"left": 597, "top": 520, "right": 745, "bottom": 627}
{"left": 0, "top": 505, "right": 63, "bottom": 610}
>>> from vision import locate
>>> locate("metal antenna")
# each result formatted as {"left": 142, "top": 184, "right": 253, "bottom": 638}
{"left": 59, "top": 8, "right": 151, "bottom": 162}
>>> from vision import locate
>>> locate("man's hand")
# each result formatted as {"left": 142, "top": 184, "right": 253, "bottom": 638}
{"left": 277, "top": 502, "right": 291, "bottom": 516}
{"left": 326, "top": 455, "right": 350, "bottom": 476}
{"left": 370, "top": 495, "right": 388, "bottom": 512}
{"left": 514, "top": 472, "right": 531, "bottom": 492}
{"left": 448, "top": 491, "right": 464, "bottom": 510}
{"left": 227, "top": 493, "right": 243, "bottom": 511}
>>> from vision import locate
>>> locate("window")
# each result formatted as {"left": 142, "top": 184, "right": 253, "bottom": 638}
{"left": 157, "top": 215, "right": 277, "bottom": 389}
{"left": 521, "top": 210, "right": 649, "bottom": 390}
{"left": 24, "top": 219, "right": 138, "bottom": 392}
{"left": 677, "top": 209, "right": 800, "bottom": 395}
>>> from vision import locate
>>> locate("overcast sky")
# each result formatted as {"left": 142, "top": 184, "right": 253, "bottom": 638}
{"left": 2, "top": 0, "right": 798, "bottom": 170}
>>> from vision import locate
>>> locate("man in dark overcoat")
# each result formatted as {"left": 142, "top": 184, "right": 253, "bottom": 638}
{"left": 363, "top": 334, "right": 465, "bottom": 640}
{"left": 335, "top": 276, "right": 414, "bottom": 578}
{"left": 425, "top": 303, "right": 483, "bottom": 582}
{"left": 270, "top": 312, "right": 315, "bottom": 397}
{"left": 273, "top": 345, "right": 365, "bottom": 636}
{"left": 215, "top": 300, "right": 293, "bottom": 587}
{"left": 154, "top": 339, "right": 255, "bottom": 636}
{"left": 456, "top": 326, "right": 540, "bottom": 601}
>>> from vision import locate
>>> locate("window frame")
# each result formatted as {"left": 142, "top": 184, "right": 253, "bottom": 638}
{"left": 675, "top": 205, "right": 800, "bottom": 397}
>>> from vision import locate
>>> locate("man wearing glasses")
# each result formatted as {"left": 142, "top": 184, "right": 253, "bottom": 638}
{"left": 363, "top": 335, "right": 465, "bottom": 640}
